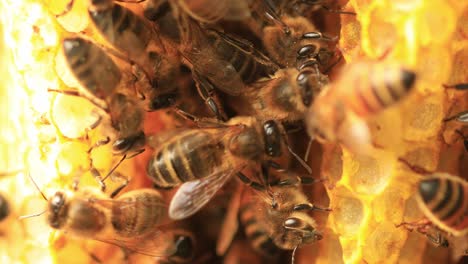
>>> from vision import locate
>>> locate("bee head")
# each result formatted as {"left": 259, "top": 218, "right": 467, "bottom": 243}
{"left": 47, "top": 192, "right": 69, "bottom": 229}
{"left": 281, "top": 216, "right": 322, "bottom": 246}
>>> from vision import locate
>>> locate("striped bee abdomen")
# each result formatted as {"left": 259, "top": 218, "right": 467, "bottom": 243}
{"left": 63, "top": 38, "right": 121, "bottom": 99}
{"left": 111, "top": 189, "right": 166, "bottom": 237}
{"left": 345, "top": 63, "right": 416, "bottom": 116}
{"left": 239, "top": 203, "right": 279, "bottom": 257}
{"left": 418, "top": 176, "right": 468, "bottom": 234}
{"left": 147, "top": 131, "right": 224, "bottom": 188}
{"left": 89, "top": 2, "right": 152, "bottom": 58}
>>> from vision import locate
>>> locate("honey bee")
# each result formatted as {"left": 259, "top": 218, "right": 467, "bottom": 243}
{"left": 416, "top": 173, "right": 467, "bottom": 237}
{"left": 397, "top": 173, "right": 468, "bottom": 250}
{"left": 306, "top": 61, "right": 416, "bottom": 153}
{"left": 174, "top": 11, "right": 278, "bottom": 97}
{"left": 57, "top": 37, "right": 146, "bottom": 156}
{"left": 233, "top": 67, "right": 329, "bottom": 123}
{"left": 223, "top": 238, "right": 266, "bottom": 264}
{"left": 86, "top": 0, "right": 168, "bottom": 74}
{"left": 146, "top": 116, "right": 309, "bottom": 219}
{"left": 0, "top": 193, "right": 10, "bottom": 222}
{"left": 23, "top": 178, "right": 175, "bottom": 257}
{"left": 262, "top": 15, "right": 336, "bottom": 69}
{"left": 217, "top": 174, "right": 328, "bottom": 263}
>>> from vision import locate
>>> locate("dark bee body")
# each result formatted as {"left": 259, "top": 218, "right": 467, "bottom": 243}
{"left": 416, "top": 173, "right": 468, "bottom": 236}
{"left": 239, "top": 201, "right": 280, "bottom": 257}
{"left": 147, "top": 116, "right": 286, "bottom": 189}
{"left": 147, "top": 130, "right": 225, "bottom": 188}
{"left": 0, "top": 193, "right": 10, "bottom": 222}
{"left": 205, "top": 29, "right": 272, "bottom": 85}
{"left": 62, "top": 37, "right": 145, "bottom": 154}
{"left": 88, "top": 0, "right": 156, "bottom": 62}
{"left": 63, "top": 37, "right": 121, "bottom": 101}
{"left": 46, "top": 188, "right": 167, "bottom": 247}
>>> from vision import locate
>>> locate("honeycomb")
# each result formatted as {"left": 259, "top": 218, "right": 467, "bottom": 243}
{"left": 0, "top": 0, "right": 467, "bottom": 264}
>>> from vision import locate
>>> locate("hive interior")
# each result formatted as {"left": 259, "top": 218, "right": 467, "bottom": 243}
{"left": 0, "top": 0, "right": 467, "bottom": 264}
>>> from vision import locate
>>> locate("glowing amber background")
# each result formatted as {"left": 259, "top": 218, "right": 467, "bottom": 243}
{"left": 0, "top": 0, "right": 466, "bottom": 263}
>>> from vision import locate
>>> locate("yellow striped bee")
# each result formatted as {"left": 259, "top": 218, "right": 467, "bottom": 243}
{"left": 216, "top": 174, "right": 328, "bottom": 263}
{"left": 397, "top": 173, "right": 467, "bottom": 249}
{"left": 416, "top": 173, "right": 467, "bottom": 237}
{"left": 306, "top": 60, "right": 416, "bottom": 153}
{"left": 146, "top": 116, "right": 309, "bottom": 220}
{"left": 57, "top": 37, "right": 146, "bottom": 157}
{"left": 22, "top": 177, "right": 178, "bottom": 257}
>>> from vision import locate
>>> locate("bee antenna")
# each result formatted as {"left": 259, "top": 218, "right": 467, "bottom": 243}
{"left": 303, "top": 137, "right": 313, "bottom": 162}
{"left": 287, "top": 145, "right": 312, "bottom": 174}
{"left": 102, "top": 154, "right": 127, "bottom": 182}
{"left": 18, "top": 209, "right": 47, "bottom": 220}
{"left": 27, "top": 173, "right": 48, "bottom": 202}
{"left": 291, "top": 245, "right": 298, "bottom": 264}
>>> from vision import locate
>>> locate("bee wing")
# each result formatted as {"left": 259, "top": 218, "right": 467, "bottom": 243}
{"left": 216, "top": 182, "right": 245, "bottom": 256}
{"left": 91, "top": 228, "right": 177, "bottom": 258}
{"left": 206, "top": 28, "right": 280, "bottom": 71}
{"left": 169, "top": 168, "right": 237, "bottom": 220}
{"left": 224, "top": 0, "right": 251, "bottom": 20}
{"left": 90, "top": 197, "right": 167, "bottom": 211}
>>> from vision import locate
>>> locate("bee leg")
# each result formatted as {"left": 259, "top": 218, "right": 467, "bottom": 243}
{"left": 192, "top": 71, "right": 228, "bottom": 121}
{"left": 443, "top": 83, "right": 468, "bottom": 90}
{"left": 89, "top": 253, "right": 103, "bottom": 264}
{"left": 279, "top": 130, "right": 313, "bottom": 174}
{"left": 90, "top": 167, "right": 106, "bottom": 192}
{"left": 426, "top": 232, "right": 449, "bottom": 248}
{"left": 48, "top": 88, "right": 108, "bottom": 112}
{"left": 86, "top": 137, "right": 112, "bottom": 191}
{"left": 236, "top": 172, "right": 265, "bottom": 191}
{"left": 174, "top": 108, "right": 226, "bottom": 128}
{"left": 261, "top": 0, "right": 291, "bottom": 34}
{"left": 109, "top": 172, "right": 129, "bottom": 198}
{"left": 443, "top": 110, "right": 468, "bottom": 123}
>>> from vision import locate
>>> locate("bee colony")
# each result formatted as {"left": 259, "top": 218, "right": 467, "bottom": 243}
{"left": 0, "top": 0, "right": 466, "bottom": 263}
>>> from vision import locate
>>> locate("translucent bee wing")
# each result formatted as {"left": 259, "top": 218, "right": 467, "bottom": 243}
{"left": 216, "top": 183, "right": 244, "bottom": 256}
{"left": 169, "top": 168, "right": 237, "bottom": 220}
{"left": 224, "top": 0, "right": 251, "bottom": 20}
{"left": 206, "top": 28, "right": 280, "bottom": 72}
{"left": 92, "top": 228, "right": 177, "bottom": 258}
{"left": 90, "top": 197, "right": 167, "bottom": 211}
